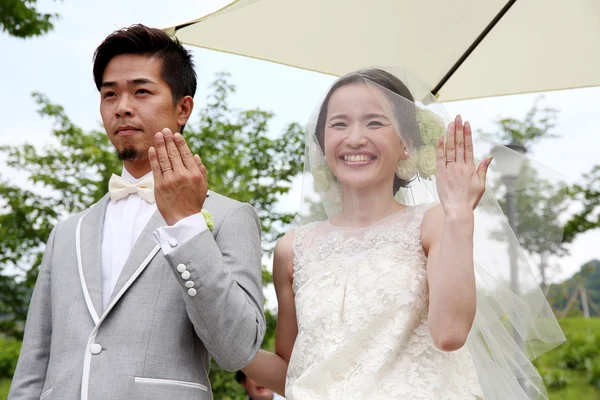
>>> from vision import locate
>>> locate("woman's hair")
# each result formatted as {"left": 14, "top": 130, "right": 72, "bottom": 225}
{"left": 314, "top": 68, "right": 422, "bottom": 192}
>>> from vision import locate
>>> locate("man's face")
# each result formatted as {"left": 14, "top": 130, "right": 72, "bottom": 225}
{"left": 99, "top": 53, "right": 187, "bottom": 162}
{"left": 242, "top": 376, "right": 274, "bottom": 400}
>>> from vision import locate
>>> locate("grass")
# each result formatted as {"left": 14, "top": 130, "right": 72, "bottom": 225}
{"left": 536, "top": 318, "right": 600, "bottom": 399}
{"left": 556, "top": 317, "right": 600, "bottom": 332}
{"left": 548, "top": 375, "right": 599, "bottom": 400}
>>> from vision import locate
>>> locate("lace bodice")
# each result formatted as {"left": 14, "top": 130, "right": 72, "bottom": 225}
{"left": 286, "top": 204, "right": 483, "bottom": 399}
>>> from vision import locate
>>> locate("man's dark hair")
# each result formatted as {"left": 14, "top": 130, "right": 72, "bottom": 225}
{"left": 235, "top": 370, "right": 246, "bottom": 384}
{"left": 93, "top": 24, "right": 197, "bottom": 105}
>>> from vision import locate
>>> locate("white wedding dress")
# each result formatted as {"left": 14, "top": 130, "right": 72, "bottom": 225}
{"left": 285, "top": 203, "right": 484, "bottom": 399}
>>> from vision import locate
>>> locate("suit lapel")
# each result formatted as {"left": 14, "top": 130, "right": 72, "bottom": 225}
{"left": 78, "top": 195, "right": 109, "bottom": 324}
{"left": 105, "top": 210, "right": 165, "bottom": 309}
{"left": 88, "top": 191, "right": 211, "bottom": 319}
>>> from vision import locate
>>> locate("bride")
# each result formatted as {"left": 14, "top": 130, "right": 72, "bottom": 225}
{"left": 242, "top": 68, "right": 565, "bottom": 399}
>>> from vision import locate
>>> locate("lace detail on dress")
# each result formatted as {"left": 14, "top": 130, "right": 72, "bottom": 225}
{"left": 292, "top": 204, "right": 429, "bottom": 294}
{"left": 287, "top": 203, "right": 483, "bottom": 399}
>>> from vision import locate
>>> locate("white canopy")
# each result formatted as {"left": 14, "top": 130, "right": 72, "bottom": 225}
{"left": 163, "top": 0, "right": 600, "bottom": 101}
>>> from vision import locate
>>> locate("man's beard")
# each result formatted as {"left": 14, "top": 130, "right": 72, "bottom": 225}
{"left": 116, "top": 146, "right": 142, "bottom": 161}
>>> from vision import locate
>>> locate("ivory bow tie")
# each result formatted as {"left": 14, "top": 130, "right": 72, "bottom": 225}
{"left": 108, "top": 174, "right": 155, "bottom": 203}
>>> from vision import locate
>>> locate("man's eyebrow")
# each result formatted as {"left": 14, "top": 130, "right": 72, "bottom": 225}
{"left": 101, "top": 78, "right": 157, "bottom": 88}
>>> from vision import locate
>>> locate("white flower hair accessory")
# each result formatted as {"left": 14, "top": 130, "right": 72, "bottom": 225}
{"left": 396, "top": 107, "right": 446, "bottom": 180}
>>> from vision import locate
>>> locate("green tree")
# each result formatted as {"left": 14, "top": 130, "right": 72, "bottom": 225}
{"left": 0, "top": 0, "right": 60, "bottom": 38}
{"left": 563, "top": 166, "right": 600, "bottom": 243}
{"left": 492, "top": 163, "right": 569, "bottom": 293}
{"left": 547, "top": 260, "right": 600, "bottom": 317}
{"left": 0, "top": 73, "right": 303, "bottom": 396}
{"left": 480, "top": 96, "right": 559, "bottom": 147}
{"left": 480, "top": 98, "right": 568, "bottom": 292}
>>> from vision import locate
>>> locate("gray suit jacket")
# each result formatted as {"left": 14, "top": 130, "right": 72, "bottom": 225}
{"left": 9, "top": 191, "right": 266, "bottom": 400}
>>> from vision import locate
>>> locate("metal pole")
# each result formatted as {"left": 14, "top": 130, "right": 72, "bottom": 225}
{"left": 504, "top": 177, "right": 519, "bottom": 295}
{"left": 504, "top": 175, "right": 529, "bottom": 396}
{"left": 581, "top": 285, "right": 590, "bottom": 319}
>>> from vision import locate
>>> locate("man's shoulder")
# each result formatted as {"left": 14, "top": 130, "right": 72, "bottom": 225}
{"left": 205, "top": 191, "right": 254, "bottom": 214}
{"left": 205, "top": 190, "right": 239, "bottom": 207}
{"left": 204, "top": 191, "right": 259, "bottom": 226}
{"left": 52, "top": 198, "right": 105, "bottom": 234}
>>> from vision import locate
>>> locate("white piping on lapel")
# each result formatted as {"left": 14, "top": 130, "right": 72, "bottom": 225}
{"left": 99, "top": 244, "right": 160, "bottom": 319}
{"left": 79, "top": 241, "right": 160, "bottom": 400}
{"left": 76, "top": 203, "right": 165, "bottom": 325}
{"left": 76, "top": 212, "right": 100, "bottom": 325}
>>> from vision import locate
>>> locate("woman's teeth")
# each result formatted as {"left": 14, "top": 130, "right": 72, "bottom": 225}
{"left": 343, "top": 155, "right": 371, "bottom": 162}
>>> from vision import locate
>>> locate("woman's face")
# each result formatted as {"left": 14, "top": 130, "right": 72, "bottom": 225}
{"left": 323, "top": 83, "right": 404, "bottom": 192}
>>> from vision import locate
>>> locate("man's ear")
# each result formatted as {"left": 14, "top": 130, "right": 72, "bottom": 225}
{"left": 177, "top": 95, "right": 194, "bottom": 128}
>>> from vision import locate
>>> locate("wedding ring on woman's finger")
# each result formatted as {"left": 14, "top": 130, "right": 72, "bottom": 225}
{"left": 162, "top": 167, "right": 173, "bottom": 172}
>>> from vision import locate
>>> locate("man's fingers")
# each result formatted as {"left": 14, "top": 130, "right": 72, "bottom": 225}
{"left": 195, "top": 154, "right": 207, "bottom": 180}
{"left": 174, "top": 133, "right": 197, "bottom": 170}
{"left": 154, "top": 132, "right": 173, "bottom": 173}
{"left": 148, "top": 147, "right": 163, "bottom": 182}
{"left": 162, "top": 128, "right": 184, "bottom": 172}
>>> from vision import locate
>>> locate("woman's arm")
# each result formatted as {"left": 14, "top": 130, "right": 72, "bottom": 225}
{"left": 242, "top": 231, "right": 298, "bottom": 395}
{"left": 422, "top": 205, "right": 476, "bottom": 352}
{"left": 423, "top": 115, "right": 492, "bottom": 352}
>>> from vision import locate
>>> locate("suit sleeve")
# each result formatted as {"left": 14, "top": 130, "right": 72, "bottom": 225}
{"left": 8, "top": 226, "right": 57, "bottom": 400}
{"left": 162, "top": 202, "right": 266, "bottom": 371}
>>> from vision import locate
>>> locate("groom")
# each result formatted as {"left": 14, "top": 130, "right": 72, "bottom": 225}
{"left": 9, "top": 24, "right": 265, "bottom": 400}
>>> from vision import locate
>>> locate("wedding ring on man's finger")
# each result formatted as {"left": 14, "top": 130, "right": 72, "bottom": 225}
{"left": 162, "top": 167, "right": 173, "bottom": 172}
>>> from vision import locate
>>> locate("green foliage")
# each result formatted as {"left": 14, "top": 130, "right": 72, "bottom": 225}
{"left": 480, "top": 96, "right": 559, "bottom": 148}
{"left": 0, "top": 337, "right": 21, "bottom": 378}
{"left": 479, "top": 99, "right": 567, "bottom": 289}
{"left": 533, "top": 318, "right": 600, "bottom": 399}
{"left": 547, "top": 260, "right": 600, "bottom": 317}
{"left": 0, "top": 0, "right": 60, "bottom": 38}
{"left": 208, "top": 362, "right": 246, "bottom": 400}
{"left": 0, "top": 378, "right": 11, "bottom": 399}
{"left": 490, "top": 162, "right": 569, "bottom": 285}
{"left": 538, "top": 367, "right": 570, "bottom": 390}
{"left": 564, "top": 166, "right": 600, "bottom": 243}
{"left": 555, "top": 332, "right": 599, "bottom": 371}
{"left": 584, "top": 358, "right": 600, "bottom": 388}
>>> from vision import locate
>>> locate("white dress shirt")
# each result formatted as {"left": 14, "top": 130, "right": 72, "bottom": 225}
{"left": 101, "top": 167, "right": 207, "bottom": 310}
